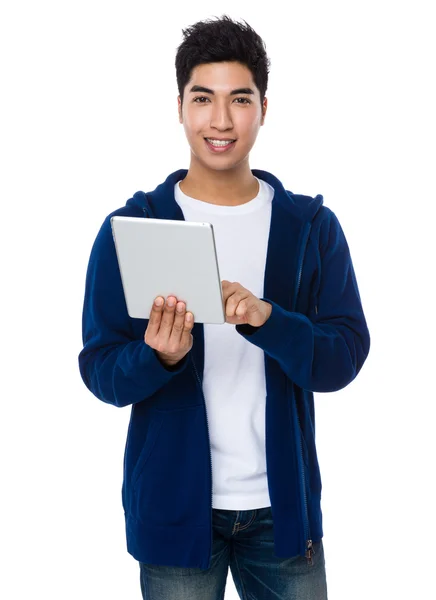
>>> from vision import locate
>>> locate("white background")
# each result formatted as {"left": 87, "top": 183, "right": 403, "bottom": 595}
{"left": 1, "top": 1, "right": 435, "bottom": 598}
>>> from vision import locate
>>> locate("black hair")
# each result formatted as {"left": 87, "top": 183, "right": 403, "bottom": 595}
{"left": 175, "top": 14, "right": 271, "bottom": 107}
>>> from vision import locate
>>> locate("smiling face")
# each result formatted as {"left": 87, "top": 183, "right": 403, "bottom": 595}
{"left": 178, "top": 61, "right": 267, "bottom": 173}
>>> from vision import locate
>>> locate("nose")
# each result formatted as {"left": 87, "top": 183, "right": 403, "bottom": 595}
{"left": 209, "top": 100, "right": 233, "bottom": 131}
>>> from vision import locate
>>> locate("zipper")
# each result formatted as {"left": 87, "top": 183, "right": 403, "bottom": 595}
{"left": 294, "top": 222, "right": 311, "bottom": 309}
{"left": 293, "top": 222, "right": 314, "bottom": 565}
{"left": 191, "top": 354, "right": 213, "bottom": 567}
{"left": 305, "top": 539, "right": 314, "bottom": 565}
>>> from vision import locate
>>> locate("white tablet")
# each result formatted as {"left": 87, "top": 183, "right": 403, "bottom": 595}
{"left": 110, "top": 216, "right": 225, "bottom": 324}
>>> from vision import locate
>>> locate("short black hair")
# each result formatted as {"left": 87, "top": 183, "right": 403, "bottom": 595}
{"left": 175, "top": 14, "right": 271, "bottom": 107}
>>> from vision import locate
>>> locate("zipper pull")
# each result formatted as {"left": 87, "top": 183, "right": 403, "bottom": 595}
{"left": 305, "top": 539, "right": 314, "bottom": 565}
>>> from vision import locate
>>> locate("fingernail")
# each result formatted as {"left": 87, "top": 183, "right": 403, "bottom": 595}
{"left": 167, "top": 297, "right": 175, "bottom": 307}
{"left": 155, "top": 297, "right": 163, "bottom": 306}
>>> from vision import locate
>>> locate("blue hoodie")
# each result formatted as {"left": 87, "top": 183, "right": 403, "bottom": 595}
{"left": 78, "top": 168, "right": 370, "bottom": 569}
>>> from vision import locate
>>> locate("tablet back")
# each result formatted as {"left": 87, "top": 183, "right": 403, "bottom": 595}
{"left": 111, "top": 216, "right": 225, "bottom": 324}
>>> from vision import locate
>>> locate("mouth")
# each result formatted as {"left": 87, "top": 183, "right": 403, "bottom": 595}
{"left": 204, "top": 138, "right": 237, "bottom": 153}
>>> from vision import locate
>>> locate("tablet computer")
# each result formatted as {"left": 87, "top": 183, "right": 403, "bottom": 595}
{"left": 110, "top": 216, "right": 225, "bottom": 324}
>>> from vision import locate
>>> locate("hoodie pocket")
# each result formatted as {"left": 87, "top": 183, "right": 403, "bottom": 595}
{"left": 299, "top": 421, "right": 322, "bottom": 498}
{"left": 131, "top": 404, "right": 209, "bottom": 526}
{"left": 131, "top": 409, "right": 165, "bottom": 490}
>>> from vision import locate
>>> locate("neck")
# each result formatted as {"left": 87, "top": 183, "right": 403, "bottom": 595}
{"left": 179, "top": 157, "right": 259, "bottom": 206}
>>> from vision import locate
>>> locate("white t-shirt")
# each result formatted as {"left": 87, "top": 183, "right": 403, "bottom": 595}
{"left": 174, "top": 177, "right": 275, "bottom": 510}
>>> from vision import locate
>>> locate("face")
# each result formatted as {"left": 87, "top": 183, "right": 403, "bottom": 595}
{"left": 178, "top": 61, "right": 267, "bottom": 172}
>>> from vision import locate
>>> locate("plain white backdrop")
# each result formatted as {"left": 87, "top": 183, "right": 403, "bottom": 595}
{"left": 1, "top": 0, "right": 435, "bottom": 598}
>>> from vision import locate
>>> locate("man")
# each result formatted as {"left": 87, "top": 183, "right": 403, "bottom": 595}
{"left": 78, "top": 14, "right": 370, "bottom": 600}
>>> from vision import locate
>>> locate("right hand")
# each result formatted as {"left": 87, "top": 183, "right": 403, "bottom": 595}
{"left": 144, "top": 296, "right": 195, "bottom": 367}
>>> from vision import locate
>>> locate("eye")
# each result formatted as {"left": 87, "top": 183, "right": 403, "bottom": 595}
{"left": 192, "top": 96, "right": 251, "bottom": 104}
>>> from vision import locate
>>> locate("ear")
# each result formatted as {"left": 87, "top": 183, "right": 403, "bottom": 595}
{"left": 261, "top": 97, "right": 268, "bottom": 126}
{"left": 177, "top": 96, "right": 183, "bottom": 123}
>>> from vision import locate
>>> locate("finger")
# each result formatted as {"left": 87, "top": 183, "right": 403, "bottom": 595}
{"left": 235, "top": 299, "right": 247, "bottom": 317}
{"left": 158, "top": 296, "right": 177, "bottom": 343}
{"left": 147, "top": 296, "right": 165, "bottom": 337}
{"left": 221, "top": 280, "right": 238, "bottom": 302}
{"left": 181, "top": 311, "right": 194, "bottom": 348}
{"left": 225, "top": 290, "right": 250, "bottom": 317}
{"left": 222, "top": 282, "right": 249, "bottom": 306}
{"left": 168, "top": 301, "right": 187, "bottom": 345}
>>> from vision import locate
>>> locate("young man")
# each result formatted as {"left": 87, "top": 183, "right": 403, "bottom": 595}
{"left": 78, "top": 15, "right": 370, "bottom": 600}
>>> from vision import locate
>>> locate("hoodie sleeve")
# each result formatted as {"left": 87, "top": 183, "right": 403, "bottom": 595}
{"left": 78, "top": 214, "right": 190, "bottom": 408}
{"left": 235, "top": 209, "right": 370, "bottom": 393}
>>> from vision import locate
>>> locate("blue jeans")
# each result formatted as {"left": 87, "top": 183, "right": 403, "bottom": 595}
{"left": 139, "top": 506, "right": 328, "bottom": 599}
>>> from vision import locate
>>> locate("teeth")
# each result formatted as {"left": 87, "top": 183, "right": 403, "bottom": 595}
{"left": 206, "top": 138, "right": 234, "bottom": 147}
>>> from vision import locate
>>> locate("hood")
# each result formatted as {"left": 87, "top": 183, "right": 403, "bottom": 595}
{"left": 125, "top": 168, "right": 324, "bottom": 223}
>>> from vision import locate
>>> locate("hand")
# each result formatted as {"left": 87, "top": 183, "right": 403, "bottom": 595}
{"left": 221, "top": 281, "right": 272, "bottom": 327}
{"left": 144, "top": 296, "right": 195, "bottom": 367}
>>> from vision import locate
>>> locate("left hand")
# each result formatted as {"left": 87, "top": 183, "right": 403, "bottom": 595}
{"left": 221, "top": 280, "right": 272, "bottom": 327}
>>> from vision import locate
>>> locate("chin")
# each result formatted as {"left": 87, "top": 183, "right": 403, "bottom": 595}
{"left": 193, "top": 148, "right": 249, "bottom": 170}
{"left": 203, "top": 158, "right": 246, "bottom": 172}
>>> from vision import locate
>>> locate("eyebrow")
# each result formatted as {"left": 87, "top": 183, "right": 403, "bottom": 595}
{"left": 189, "top": 85, "right": 255, "bottom": 96}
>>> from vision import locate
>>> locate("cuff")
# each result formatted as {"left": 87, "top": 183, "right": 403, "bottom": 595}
{"left": 129, "top": 341, "right": 190, "bottom": 383}
{"left": 153, "top": 349, "right": 191, "bottom": 373}
{"left": 235, "top": 298, "right": 310, "bottom": 357}
{"left": 235, "top": 298, "right": 275, "bottom": 338}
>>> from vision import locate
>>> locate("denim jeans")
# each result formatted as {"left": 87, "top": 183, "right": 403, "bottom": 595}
{"left": 139, "top": 506, "right": 328, "bottom": 599}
